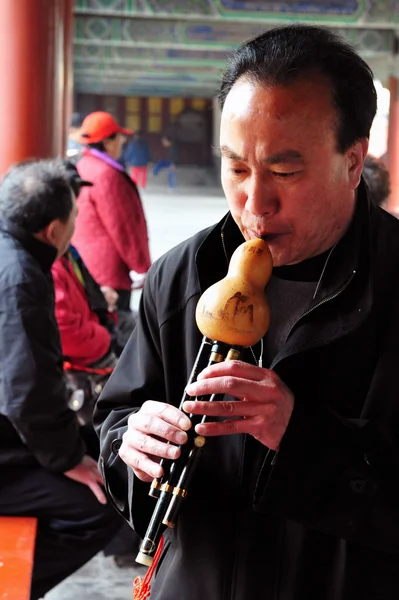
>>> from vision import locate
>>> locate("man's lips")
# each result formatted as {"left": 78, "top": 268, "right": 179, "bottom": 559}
{"left": 260, "top": 233, "right": 281, "bottom": 241}
{"left": 247, "top": 230, "right": 285, "bottom": 241}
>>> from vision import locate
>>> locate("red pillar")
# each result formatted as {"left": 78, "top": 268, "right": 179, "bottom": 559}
{"left": 62, "top": 0, "right": 75, "bottom": 155}
{"left": 387, "top": 76, "right": 399, "bottom": 213}
{"left": 0, "top": 0, "right": 72, "bottom": 174}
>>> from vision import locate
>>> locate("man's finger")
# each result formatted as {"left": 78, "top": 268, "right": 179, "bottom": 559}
{"left": 196, "top": 360, "right": 267, "bottom": 382}
{"left": 131, "top": 414, "right": 190, "bottom": 444}
{"left": 186, "top": 376, "right": 267, "bottom": 400}
{"left": 88, "top": 481, "right": 108, "bottom": 505}
{"left": 119, "top": 447, "right": 165, "bottom": 479}
{"left": 183, "top": 399, "right": 274, "bottom": 418}
{"left": 123, "top": 429, "right": 183, "bottom": 459}
{"left": 133, "top": 402, "right": 191, "bottom": 431}
{"left": 195, "top": 416, "right": 262, "bottom": 437}
{"left": 132, "top": 467, "right": 153, "bottom": 483}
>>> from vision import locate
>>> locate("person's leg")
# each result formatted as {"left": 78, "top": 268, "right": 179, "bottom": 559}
{"left": 130, "top": 166, "right": 139, "bottom": 184}
{"left": 153, "top": 160, "right": 170, "bottom": 176}
{"left": 141, "top": 166, "right": 148, "bottom": 189}
{"left": 168, "top": 164, "right": 176, "bottom": 189}
{"left": 0, "top": 466, "right": 122, "bottom": 600}
{"left": 115, "top": 309, "right": 136, "bottom": 352}
{"left": 115, "top": 289, "right": 131, "bottom": 312}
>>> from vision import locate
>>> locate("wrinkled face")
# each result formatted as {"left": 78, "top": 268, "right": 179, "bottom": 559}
{"left": 220, "top": 77, "right": 368, "bottom": 266}
{"left": 104, "top": 133, "right": 125, "bottom": 160}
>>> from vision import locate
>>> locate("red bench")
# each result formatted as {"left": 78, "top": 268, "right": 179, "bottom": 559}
{"left": 0, "top": 517, "right": 37, "bottom": 600}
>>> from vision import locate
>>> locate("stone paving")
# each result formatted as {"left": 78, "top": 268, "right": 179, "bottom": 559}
{"left": 45, "top": 182, "right": 227, "bottom": 599}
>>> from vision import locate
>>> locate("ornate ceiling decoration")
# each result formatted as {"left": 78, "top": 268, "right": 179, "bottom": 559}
{"left": 74, "top": 0, "right": 399, "bottom": 96}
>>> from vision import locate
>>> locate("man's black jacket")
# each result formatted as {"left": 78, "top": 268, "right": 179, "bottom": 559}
{"left": 0, "top": 219, "right": 84, "bottom": 472}
{"left": 95, "top": 184, "right": 399, "bottom": 599}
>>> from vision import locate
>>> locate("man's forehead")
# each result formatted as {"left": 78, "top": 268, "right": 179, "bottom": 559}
{"left": 219, "top": 145, "right": 304, "bottom": 164}
{"left": 222, "top": 76, "right": 334, "bottom": 121}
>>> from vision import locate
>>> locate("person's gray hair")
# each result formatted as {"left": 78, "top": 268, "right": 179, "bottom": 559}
{"left": 0, "top": 159, "right": 74, "bottom": 233}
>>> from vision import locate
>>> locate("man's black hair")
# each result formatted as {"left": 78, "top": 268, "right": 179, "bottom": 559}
{"left": 218, "top": 24, "right": 377, "bottom": 153}
{"left": 86, "top": 132, "right": 118, "bottom": 153}
{"left": 0, "top": 159, "right": 74, "bottom": 234}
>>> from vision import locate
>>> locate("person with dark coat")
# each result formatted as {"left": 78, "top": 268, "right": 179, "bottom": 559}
{"left": 0, "top": 160, "right": 120, "bottom": 600}
{"left": 73, "top": 111, "right": 151, "bottom": 313}
{"left": 94, "top": 26, "right": 399, "bottom": 600}
{"left": 123, "top": 130, "right": 152, "bottom": 189}
{"left": 66, "top": 111, "right": 87, "bottom": 163}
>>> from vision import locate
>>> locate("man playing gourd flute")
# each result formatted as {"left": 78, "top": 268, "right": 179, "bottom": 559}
{"left": 95, "top": 25, "right": 399, "bottom": 600}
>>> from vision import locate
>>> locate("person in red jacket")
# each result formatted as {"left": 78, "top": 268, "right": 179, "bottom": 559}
{"left": 52, "top": 247, "right": 114, "bottom": 366}
{"left": 73, "top": 111, "right": 151, "bottom": 313}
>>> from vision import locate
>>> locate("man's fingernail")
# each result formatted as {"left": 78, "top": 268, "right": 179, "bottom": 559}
{"left": 168, "top": 446, "right": 179, "bottom": 458}
{"left": 179, "top": 417, "right": 191, "bottom": 430}
{"left": 176, "top": 431, "right": 187, "bottom": 444}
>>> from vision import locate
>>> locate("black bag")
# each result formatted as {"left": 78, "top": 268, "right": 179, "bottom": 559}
{"left": 65, "top": 354, "right": 117, "bottom": 426}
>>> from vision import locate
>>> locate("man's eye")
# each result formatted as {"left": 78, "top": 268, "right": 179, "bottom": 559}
{"left": 272, "top": 171, "right": 299, "bottom": 178}
{"left": 230, "top": 168, "right": 246, "bottom": 175}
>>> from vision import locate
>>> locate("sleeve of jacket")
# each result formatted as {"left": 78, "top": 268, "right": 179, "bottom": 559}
{"left": 94, "top": 270, "right": 165, "bottom": 535}
{"left": 93, "top": 172, "right": 151, "bottom": 275}
{"left": 0, "top": 275, "right": 85, "bottom": 472}
{"left": 52, "top": 263, "right": 111, "bottom": 364}
{"left": 255, "top": 316, "right": 399, "bottom": 554}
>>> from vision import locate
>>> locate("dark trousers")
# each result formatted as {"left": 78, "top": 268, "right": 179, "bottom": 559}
{"left": 0, "top": 465, "right": 122, "bottom": 600}
{"left": 116, "top": 289, "right": 131, "bottom": 312}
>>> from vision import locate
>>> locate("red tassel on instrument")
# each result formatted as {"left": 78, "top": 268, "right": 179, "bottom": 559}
{"left": 133, "top": 535, "right": 164, "bottom": 600}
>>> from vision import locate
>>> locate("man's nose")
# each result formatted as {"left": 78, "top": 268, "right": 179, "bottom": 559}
{"left": 245, "top": 175, "right": 279, "bottom": 217}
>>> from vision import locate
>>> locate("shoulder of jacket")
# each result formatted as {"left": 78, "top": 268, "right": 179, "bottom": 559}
{"left": 150, "top": 226, "right": 213, "bottom": 280}
{"left": 146, "top": 226, "right": 215, "bottom": 324}
{"left": 371, "top": 206, "right": 399, "bottom": 255}
{"left": 0, "top": 247, "right": 48, "bottom": 305}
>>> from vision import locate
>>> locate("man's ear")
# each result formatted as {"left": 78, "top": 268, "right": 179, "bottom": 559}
{"left": 347, "top": 138, "right": 369, "bottom": 189}
{"left": 43, "top": 219, "right": 61, "bottom": 247}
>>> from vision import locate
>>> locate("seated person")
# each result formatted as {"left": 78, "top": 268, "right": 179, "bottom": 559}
{"left": 51, "top": 246, "right": 122, "bottom": 366}
{"left": 58, "top": 163, "right": 136, "bottom": 365}
{"left": 0, "top": 159, "right": 120, "bottom": 600}
{"left": 53, "top": 164, "right": 136, "bottom": 428}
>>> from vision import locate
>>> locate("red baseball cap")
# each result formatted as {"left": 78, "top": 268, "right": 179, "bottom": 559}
{"left": 79, "top": 111, "right": 133, "bottom": 144}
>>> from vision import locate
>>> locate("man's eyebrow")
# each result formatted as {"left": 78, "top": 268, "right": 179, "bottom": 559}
{"left": 218, "top": 145, "right": 245, "bottom": 160}
{"left": 264, "top": 150, "right": 304, "bottom": 164}
{"left": 217, "top": 146, "right": 304, "bottom": 164}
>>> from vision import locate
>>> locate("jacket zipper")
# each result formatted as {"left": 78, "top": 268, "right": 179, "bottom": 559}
{"left": 270, "top": 269, "right": 357, "bottom": 369}
{"left": 222, "top": 231, "right": 357, "bottom": 366}
{"left": 220, "top": 232, "right": 358, "bottom": 599}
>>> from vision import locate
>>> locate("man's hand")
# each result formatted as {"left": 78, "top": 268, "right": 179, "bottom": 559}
{"left": 129, "top": 270, "right": 147, "bottom": 291}
{"left": 64, "top": 455, "right": 107, "bottom": 504}
{"left": 100, "top": 286, "right": 119, "bottom": 312}
{"left": 118, "top": 401, "right": 192, "bottom": 482}
{"left": 183, "top": 361, "right": 294, "bottom": 451}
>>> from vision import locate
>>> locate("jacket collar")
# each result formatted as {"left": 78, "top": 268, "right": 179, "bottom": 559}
{"left": 196, "top": 178, "right": 373, "bottom": 358}
{"left": 307, "top": 177, "right": 371, "bottom": 309}
{"left": 198, "top": 178, "right": 371, "bottom": 296}
{"left": 0, "top": 218, "right": 58, "bottom": 272}
{"left": 84, "top": 148, "right": 126, "bottom": 173}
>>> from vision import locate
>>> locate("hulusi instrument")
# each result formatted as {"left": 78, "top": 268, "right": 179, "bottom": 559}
{"left": 133, "top": 237, "right": 272, "bottom": 598}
